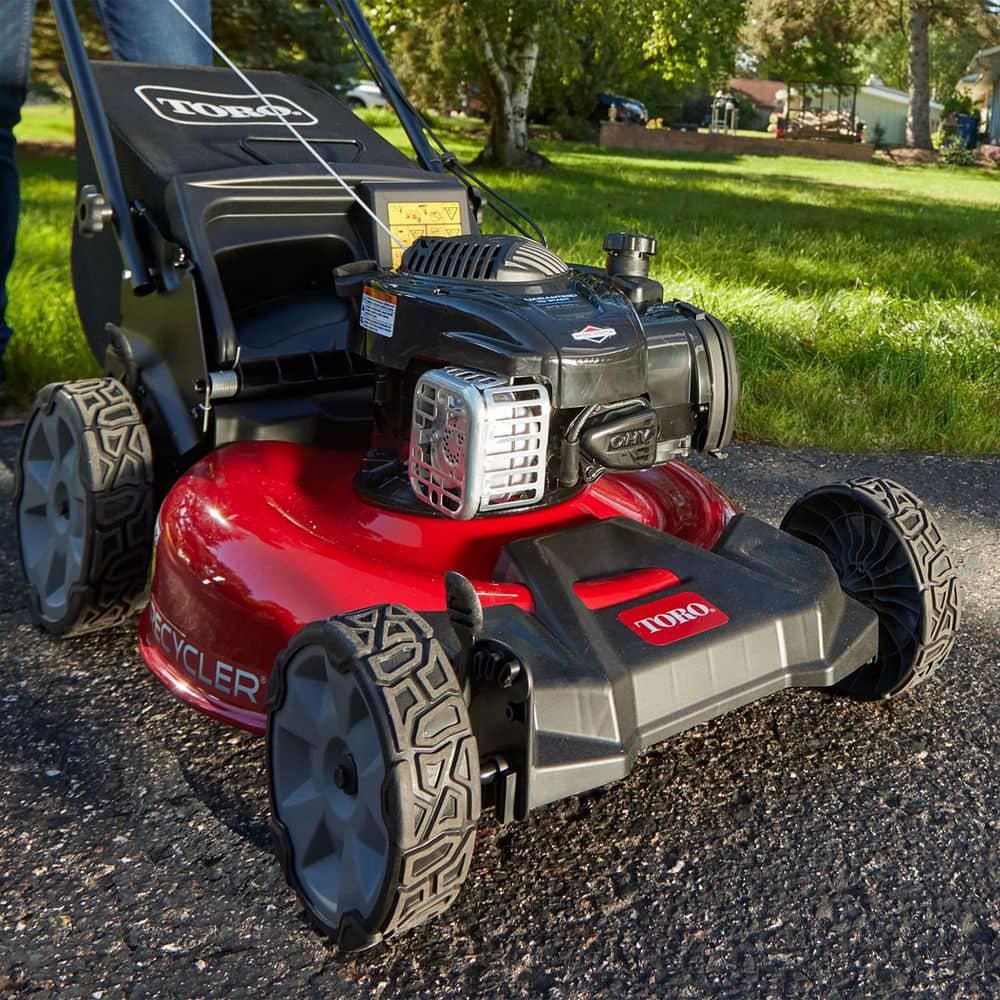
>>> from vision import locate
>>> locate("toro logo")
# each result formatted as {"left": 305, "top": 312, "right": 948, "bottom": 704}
{"left": 134, "top": 85, "right": 319, "bottom": 127}
{"left": 618, "top": 591, "right": 729, "bottom": 647}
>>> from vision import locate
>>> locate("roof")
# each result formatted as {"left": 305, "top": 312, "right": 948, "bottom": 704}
{"left": 728, "top": 78, "right": 784, "bottom": 108}
{"left": 965, "top": 45, "right": 1000, "bottom": 100}
{"left": 971, "top": 44, "right": 1000, "bottom": 68}
{"left": 860, "top": 81, "right": 943, "bottom": 112}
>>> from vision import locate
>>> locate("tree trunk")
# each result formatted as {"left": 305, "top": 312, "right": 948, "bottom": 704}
{"left": 470, "top": 11, "right": 547, "bottom": 169}
{"left": 906, "top": 1, "right": 932, "bottom": 149}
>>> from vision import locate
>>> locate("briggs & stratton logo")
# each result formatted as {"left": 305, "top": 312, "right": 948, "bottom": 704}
{"left": 135, "top": 85, "right": 319, "bottom": 127}
{"left": 571, "top": 325, "right": 617, "bottom": 345}
{"left": 618, "top": 591, "right": 729, "bottom": 646}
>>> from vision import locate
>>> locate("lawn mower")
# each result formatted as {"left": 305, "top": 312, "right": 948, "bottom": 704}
{"left": 15, "top": 0, "right": 961, "bottom": 951}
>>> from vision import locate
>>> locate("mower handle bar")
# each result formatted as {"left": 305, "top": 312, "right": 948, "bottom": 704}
{"left": 51, "top": 0, "right": 154, "bottom": 296}
{"left": 331, "top": 0, "right": 445, "bottom": 174}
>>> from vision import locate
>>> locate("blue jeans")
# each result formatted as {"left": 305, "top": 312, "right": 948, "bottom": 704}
{"left": 0, "top": 0, "right": 212, "bottom": 364}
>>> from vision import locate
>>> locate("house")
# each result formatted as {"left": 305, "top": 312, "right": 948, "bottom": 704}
{"left": 855, "top": 75, "right": 943, "bottom": 146}
{"left": 962, "top": 45, "right": 1000, "bottom": 143}
{"left": 727, "top": 78, "right": 785, "bottom": 127}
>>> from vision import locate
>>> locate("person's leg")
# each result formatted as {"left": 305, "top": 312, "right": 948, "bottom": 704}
{"left": 93, "top": 0, "right": 213, "bottom": 67}
{"left": 0, "top": 0, "right": 37, "bottom": 396}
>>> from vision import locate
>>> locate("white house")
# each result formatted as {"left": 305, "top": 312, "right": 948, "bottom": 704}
{"left": 963, "top": 45, "right": 1000, "bottom": 144}
{"left": 855, "top": 76, "right": 943, "bottom": 146}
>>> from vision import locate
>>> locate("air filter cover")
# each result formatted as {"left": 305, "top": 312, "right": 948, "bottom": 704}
{"left": 409, "top": 368, "right": 551, "bottom": 519}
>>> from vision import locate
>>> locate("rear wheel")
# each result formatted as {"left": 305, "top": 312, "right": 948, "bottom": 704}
{"left": 267, "top": 606, "right": 480, "bottom": 951}
{"left": 15, "top": 378, "right": 154, "bottom": 636}
{"left": 782, "top": 478, "right": 960, "bottom": 699}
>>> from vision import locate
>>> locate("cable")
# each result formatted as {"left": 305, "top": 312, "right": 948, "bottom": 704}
{"left": 326, "top": 0, "right": 548, "bottom": 246}
{"left": 164, "top": 0, "right": 406, "bottom": 251}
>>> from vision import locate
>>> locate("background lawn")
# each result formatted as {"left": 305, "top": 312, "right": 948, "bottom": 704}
{"left": 7, "top": 104, "right": 999, "bottom": 452}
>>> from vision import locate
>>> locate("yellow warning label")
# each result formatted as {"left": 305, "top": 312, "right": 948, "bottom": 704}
{"left": 387, "top": 201, "right": 464, "bottom": 268}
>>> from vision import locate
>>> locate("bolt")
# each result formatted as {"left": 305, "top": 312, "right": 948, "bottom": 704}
{"left": 333, "top": 765, "right": 348, "bottom": 789}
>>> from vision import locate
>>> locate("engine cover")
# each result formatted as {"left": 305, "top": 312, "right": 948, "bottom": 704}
{"left": 353, "top": 255, "right": 647, "bottom": 410}
{"left": 344, "top": 234, "right": 739, "bottom": 517}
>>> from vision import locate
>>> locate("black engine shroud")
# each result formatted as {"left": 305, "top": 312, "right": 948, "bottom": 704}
{"left": 341, "top": 234, "right": 739, "bottom": 493}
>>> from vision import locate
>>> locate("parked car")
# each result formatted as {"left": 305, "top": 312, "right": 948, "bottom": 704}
{"left": 593, "top": 92, "right": 648, "bottom": 125}
{"left": 345, "top": 80, "right": 386, "bottom": 110}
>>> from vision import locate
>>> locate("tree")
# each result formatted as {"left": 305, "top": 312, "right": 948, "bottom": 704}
{"left": 370, "top": 0, "right": 748, "bottom": 168}
{"left": 861, "top": 4, "right": 997, "bottom": 112}
{"left": 212, "top": 1, "right": 357, "bottom": 91}
{"left": 906, "top": 2, "right": 934, "bottom": 146}
{"left": 742, "top": 0, "right": 864, "bottom": 81}
{"left": 866, "top": 1, "right": 997, "bottom": 149}
{"left": 465, "top": 1, "right": 549, "bottom": 168}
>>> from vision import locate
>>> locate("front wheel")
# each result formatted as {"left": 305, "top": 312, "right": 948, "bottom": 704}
{"left": 782, "top": 478, "right": 960, "bottom": 699}
{"left": 267, "top": 605, "right": 480, "bottom": 951}
{"left": 15, "top": 378, "right": 154, "bottom": 636}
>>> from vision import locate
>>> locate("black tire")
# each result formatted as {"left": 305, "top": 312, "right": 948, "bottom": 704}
{"left": 14, "top": 378, "right": 154, "bottom": 636}
{"left": 347, "top": 97, "right": 365, "bottom": 110}
{"left": 267, "top": 605, "right": 480, "bottom": 951}
{"left": 781, "top": 477, "right": 960, "bottom": 700}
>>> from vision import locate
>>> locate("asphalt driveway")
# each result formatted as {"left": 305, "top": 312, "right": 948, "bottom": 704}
{"left": 1, "top": 423, "right": 997, "bottom": 998}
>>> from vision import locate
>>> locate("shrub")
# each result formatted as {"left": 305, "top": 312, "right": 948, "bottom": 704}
{"left": 939, "top": 143, "right": 976, "bottom": 168}
{"left": 547, "top": 112, "right": 597, "bottom": 142}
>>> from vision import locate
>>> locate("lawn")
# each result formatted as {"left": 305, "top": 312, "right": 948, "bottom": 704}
{"left": 7, "top": 103, "right": 999, "bottom": 452}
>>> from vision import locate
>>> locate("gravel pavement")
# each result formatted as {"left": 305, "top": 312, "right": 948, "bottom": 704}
{"left": 0, "top": 422, "right": 997, "bottom": 999}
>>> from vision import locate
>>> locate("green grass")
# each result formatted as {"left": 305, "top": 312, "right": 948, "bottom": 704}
{"left": 15, "top": 103, "right": 76, "bottom": 143}
{"left": 7, "top": 102, "right": 1000, "bottom": 452}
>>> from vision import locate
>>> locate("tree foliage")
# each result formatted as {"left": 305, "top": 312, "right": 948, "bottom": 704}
{"left": 743, "top": 0, "right": 997, "bottom": 147}
{"left": 860, "top": 1, "right": 997, "bottom": 97}
{"left": 369, "top": 0, "right": 748, "bottom": 166}
{"left": 742, "top": 0, "right": 864, "bottom": 80}
{"left": 641, "top": 0, "right": 750, "bottom": 88}
{"left": 30, "top": 0, "right": 356, "bottom": 94}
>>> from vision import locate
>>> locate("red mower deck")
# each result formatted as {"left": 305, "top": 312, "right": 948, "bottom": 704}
{"left": 138, "top": 442, "right": 738, "bottom": 733}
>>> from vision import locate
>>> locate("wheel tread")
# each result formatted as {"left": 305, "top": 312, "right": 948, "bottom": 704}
{"left": 783, "top": 477, "right": 960, "bottom": 698}
{"left": 269, "top": 605, "right": 479, "bottom": 949}
{"left": 16, "top": 378, "right": 154, "bottom": 637}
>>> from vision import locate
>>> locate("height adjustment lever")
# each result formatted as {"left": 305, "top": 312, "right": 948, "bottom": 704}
{"left": 445, "top": 572, "right": 483, "bottom": 683}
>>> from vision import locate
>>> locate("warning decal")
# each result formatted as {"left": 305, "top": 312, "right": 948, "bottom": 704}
{"left": 387, "top": 201, "right": 464, "bottom": 268}
{"left": 361, "top": 285, "right": 398, "bottom": 338}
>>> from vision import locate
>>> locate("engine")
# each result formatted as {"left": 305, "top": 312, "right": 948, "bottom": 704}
{"left": 344, "top": 232, "right": 739, "bottom": 519}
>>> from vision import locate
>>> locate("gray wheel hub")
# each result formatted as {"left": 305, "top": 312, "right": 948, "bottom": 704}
{"left": 270, "top": 645, "right": 389, "bottom": 925}
{"left": 19, "top": 410, "right": 87, "bottom": 621}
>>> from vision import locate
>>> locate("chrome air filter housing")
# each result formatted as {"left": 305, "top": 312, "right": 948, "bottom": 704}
{"left": 409, "top": 368, "right": 551, "bottom": 519}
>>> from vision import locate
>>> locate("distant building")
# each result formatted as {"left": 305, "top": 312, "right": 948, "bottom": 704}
{"left": 855, "top": 75, "right": 943, "bottom": 146}
{"left": 732, "top": 76, "right": 946, "bottom": 146}
{"left": 962, "top": 45, "right": 1000, "bottom": 144}
{"left": 728, "top": 78, "right": 786, "bottom": 126}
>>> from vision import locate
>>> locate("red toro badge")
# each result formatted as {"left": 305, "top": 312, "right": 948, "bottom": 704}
{"left": 619, "top": 591, "right": 729, "bottom": 646}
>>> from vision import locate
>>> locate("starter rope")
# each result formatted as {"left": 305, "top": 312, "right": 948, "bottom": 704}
{"left": 164, "top": 0, "right": 406, "bottom": 251}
